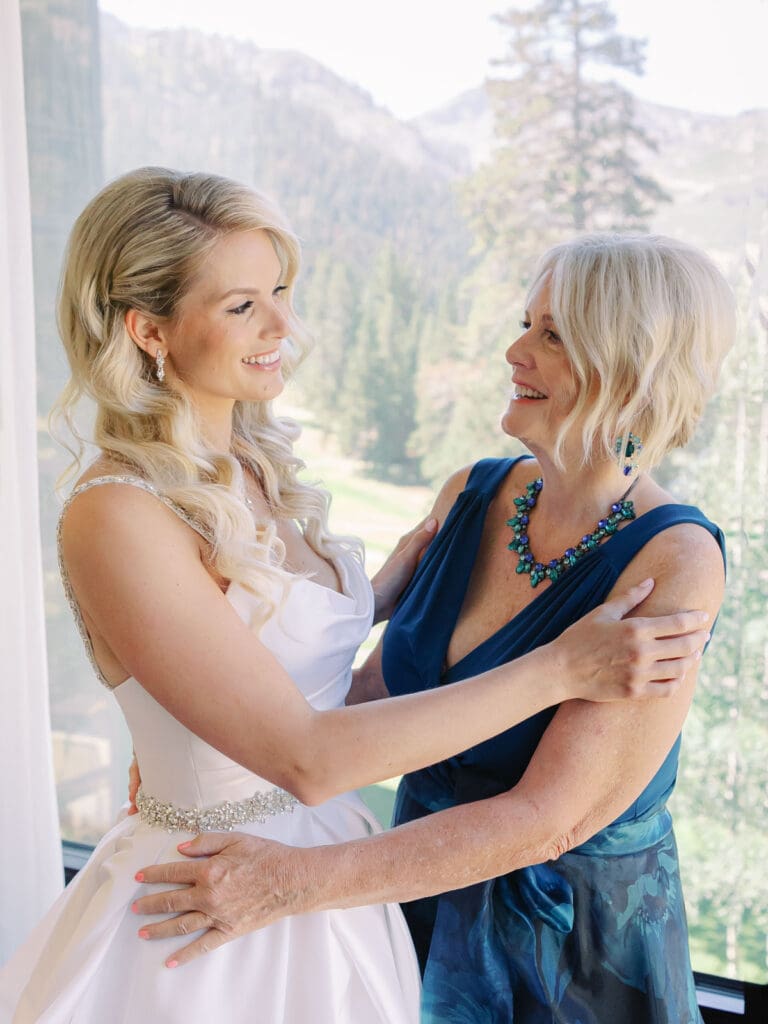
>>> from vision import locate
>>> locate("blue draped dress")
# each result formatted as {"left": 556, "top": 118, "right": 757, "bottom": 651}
{"left": 383, "top": 457, "right": 723, "bottom": 1024}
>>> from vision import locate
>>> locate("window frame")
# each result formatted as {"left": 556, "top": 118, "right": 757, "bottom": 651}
{"left": 61, "top": 840, "right": 768, "bottom": 1021}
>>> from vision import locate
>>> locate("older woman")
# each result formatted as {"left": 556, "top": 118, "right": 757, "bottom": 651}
{"left": 133, "top": 233, "right": 733, "bottom": 1024}
{"left": 0, "top": 174, "right": 706, "bottom": 1024}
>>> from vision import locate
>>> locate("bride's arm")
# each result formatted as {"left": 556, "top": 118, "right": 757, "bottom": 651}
{"left": 133, "top": 520, "right": 723, "bottom": 967}
{"left": 63, "top": 482, "right": 708, "bottom": 807}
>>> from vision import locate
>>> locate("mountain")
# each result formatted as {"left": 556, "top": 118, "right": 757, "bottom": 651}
{"left": 100, "top": 13, "right": 766, "bottom": 279}
{"left": 98, "top": 13, "right": 472, "bottom": 290}
{"left": 411, "top": 87, "right": 496, "bottom": 175}
{"left": 413, "top": 85, "right": 768, "bottom": 264}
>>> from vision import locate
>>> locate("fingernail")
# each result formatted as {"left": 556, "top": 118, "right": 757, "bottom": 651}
{"left": 166, "top": 959, "right": 179, "bottom": 969}
{"left": 705, "top": 632, "right": 711, "bottom": 642}
{"left": 138, "top": 929, "right": 150, "bottom": 939}
{"left": 178, "top": 841, "right": 192, "bottom": 851}
{"left": 698, "top": 612, "right": 710, "bottom": 622}
{"left": 640, "top": 578, "right": 654, "bottom": 587}
{"left": 131, "top": 902, "right": 139, "bottom": 914}
{"left": 694, "top": 649, "right": 702, "bottom": 660}
{"left": 425, "top": 517, "right": 437, "bottom": 531}
{"left": 134, "top": 871, "right": 144, "bottom": 882}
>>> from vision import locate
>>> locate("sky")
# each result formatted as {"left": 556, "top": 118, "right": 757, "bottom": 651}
{"left": 98, "top": 0, "right": 768, "bottom": 120}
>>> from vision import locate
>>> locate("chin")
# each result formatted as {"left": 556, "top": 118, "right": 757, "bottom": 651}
{"left": 249, "top": 373, "right": 285, "bottom": 403}
{"left": 500, "top": 403, "right": 523, "bottom": 438}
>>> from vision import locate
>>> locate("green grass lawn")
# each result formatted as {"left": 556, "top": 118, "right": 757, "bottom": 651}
{"left": 288, "top": 401, "right": 434, "bottom": 572}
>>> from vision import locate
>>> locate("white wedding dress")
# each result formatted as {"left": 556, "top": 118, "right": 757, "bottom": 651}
{"left": 0, "top": 477, "right": 421, "bottom": 1024}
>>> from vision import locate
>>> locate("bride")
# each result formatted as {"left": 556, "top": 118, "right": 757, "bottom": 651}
{"left": 0, "top": 167, "right": 709, "bottom": 1024}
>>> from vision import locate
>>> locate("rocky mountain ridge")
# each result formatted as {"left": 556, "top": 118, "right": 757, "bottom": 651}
{"left": 101, "top": 12, "right": 766, "bottom": 267}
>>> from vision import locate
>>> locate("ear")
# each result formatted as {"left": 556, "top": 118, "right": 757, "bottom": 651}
{"left": 124, "top": 308, "right": 168, "bottom": 359}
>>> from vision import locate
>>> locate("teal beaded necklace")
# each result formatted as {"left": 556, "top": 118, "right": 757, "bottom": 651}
{"left": 507, "top": 477, "right": 639, "bottom": 587}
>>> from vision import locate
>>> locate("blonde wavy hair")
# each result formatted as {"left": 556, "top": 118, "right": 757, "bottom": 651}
{"left": 54, "top": 166, "right": 361, "bottom": 628}
{"left": 527, "top": 233, "right": 737, "bottom": 472}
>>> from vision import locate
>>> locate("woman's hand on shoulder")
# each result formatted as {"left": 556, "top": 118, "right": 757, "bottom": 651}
{"left": 370, "top": 515, "right": 438, "bottom": 623}
{"left": 550, "top": 577, "right": 712, "bottom": 703}
{"left": 370, "top": 464, "right": 473, "bottom": 623}
{"left": 509, "top": 519, "right": 725, "bottom": 858}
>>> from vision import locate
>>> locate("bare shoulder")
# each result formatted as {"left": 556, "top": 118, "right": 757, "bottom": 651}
{"left": 614, "top": 516, "right": 724, "bottom": 623}
{"left": 429, "top": 463, "right": 474, "bottom": 526}
{"left": 60, "top": 473, "right": 202, "bottom": 582}
{"left": 634, "top": 520, "right": 723, "bottom": 601}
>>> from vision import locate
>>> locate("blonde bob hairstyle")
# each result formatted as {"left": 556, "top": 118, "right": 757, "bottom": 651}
{"left": 55, "top": 166, "right": 361, "bottom": 629}
{"left": 527, "top": 233, "right": 736, "bottom": 472}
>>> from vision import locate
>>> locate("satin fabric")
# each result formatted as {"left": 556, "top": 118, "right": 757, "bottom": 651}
{"left": 384, "top": 457, "right": 723, "bottom": 1024}
{"left": 0, "top": 478, "right": 421, "bottom": 1024}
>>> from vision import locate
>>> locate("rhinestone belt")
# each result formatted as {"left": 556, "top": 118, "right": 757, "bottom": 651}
{"left": 136, "top": 785, "right": 299, "bottom": 834}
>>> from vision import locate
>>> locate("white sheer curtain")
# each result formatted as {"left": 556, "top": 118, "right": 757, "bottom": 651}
{"left": 0, "top": 0, "right": 63, "bottom": 966}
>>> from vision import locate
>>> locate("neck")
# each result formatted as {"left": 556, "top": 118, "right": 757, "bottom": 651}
{"left": 526, "top": 447, "right": 637, "bottom": 526}
{"left": 196, "top": 399, "right": 235, "bottom": 454}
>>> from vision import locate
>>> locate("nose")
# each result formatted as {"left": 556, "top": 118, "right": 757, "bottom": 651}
{"left": 261, "top": 299, "right": 290, "bottom": 341}
{"left": 506, "top": 325, "right": 533, "bottom": 367}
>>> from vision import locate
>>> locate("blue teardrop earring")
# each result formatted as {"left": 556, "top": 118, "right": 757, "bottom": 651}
{"left": 615, "top": 432, "right": 643, "bottom": 476}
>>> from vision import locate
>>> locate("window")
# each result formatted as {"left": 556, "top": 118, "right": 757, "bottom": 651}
{"left": 23, "top": 0, "right": 767, "bottom": 992}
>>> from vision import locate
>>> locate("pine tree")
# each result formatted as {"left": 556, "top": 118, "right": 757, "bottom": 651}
{"left": 420, "top": 0, "right": 675, "bottom": 488}
{"left": 295, "top": 254, "right": 360, "bottom": 428}
{"left": 467, "top": 0, "right": 669, "bottom": 259}
{"left": 337, "top": 246, "right": 420, "bottom": 479}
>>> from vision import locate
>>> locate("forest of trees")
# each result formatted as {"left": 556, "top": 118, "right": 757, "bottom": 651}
{"left": 24, "top": 0, "right": 767, "bottom": 984}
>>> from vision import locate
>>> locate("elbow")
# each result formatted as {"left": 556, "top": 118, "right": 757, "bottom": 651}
{"left": 283, "top": 773, "right": 333, "bottom": 807}
{"left": 539, "top": 813, "right": 601, "bottom": 861}
{"left": 264, "top": 711, "right": 346, "bottom": 807}
{"left": 516, "top": 793, "right": 581, "bottom": 862}
{"left": 540, "top": 829, "right": 579, "bottom": 862}
{"left": 275, "top": 750, "right": 337, "bottom": 807}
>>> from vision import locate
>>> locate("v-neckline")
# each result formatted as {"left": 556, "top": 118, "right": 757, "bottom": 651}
{"left": 440, "top": 456, "right": 536, "bottom": 677}
{"left": 439, "top": 459, "right": 662, "bottom": 680}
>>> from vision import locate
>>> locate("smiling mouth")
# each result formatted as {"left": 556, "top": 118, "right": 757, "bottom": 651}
{"left": 242, "top": 350, "right": 280, "bottom": 367}
{"left": 513, "top": 385, "right": 547, "bottom": 399}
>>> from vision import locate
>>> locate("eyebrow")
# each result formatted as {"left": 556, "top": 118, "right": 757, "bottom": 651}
{"left": 216, "top": 288, "right": 260, "bottom": 300}
{"left": 215, "top": 282, "right": 287, "bottom": 302}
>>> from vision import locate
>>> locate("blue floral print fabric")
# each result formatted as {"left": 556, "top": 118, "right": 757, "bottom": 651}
{"left": 383, "top": 457, "right": 724, "bottom": 1023}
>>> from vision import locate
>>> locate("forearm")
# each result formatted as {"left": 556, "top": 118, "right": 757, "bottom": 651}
{"left": 302, "top": 645, "right": 567, "bottom": 803}
{"left": 300, "top": 791, "right": 551, "bottom": 911}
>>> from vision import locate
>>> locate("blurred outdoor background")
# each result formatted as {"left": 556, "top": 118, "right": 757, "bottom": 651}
{"left": 20, "top": 0, "right": 767, "bottom": 983}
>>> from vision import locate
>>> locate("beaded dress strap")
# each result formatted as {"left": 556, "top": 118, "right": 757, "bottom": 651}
{"left": 57, "top": 475, "right": 211, "bottom": 691}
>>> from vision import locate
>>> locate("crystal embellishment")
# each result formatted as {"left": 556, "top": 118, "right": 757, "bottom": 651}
{"left": 58, "top": 475, "right": 211, "bottom": 690}
{"left": 136, "top": 785, "right": 299, "bottom": 833}
{"left": 506, "top": 477, "right": 636, "bottom": 588}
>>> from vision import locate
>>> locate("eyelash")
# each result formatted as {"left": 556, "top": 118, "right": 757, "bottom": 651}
{"left": 228, "top": 286, "right": 287, "bottom": 316}
{"left": 229, "top": 300, "right": 253, "bottom": 316}
{"left": 519, "top": 320, "right": 562, "bottom": 344}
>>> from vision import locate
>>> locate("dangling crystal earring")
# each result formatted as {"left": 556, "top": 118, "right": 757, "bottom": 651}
{"left": 615, "top": 432, "right": 643, "bottom": 476}
{"left": 155, "top": 350, "right": 165, "bottom": 383}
